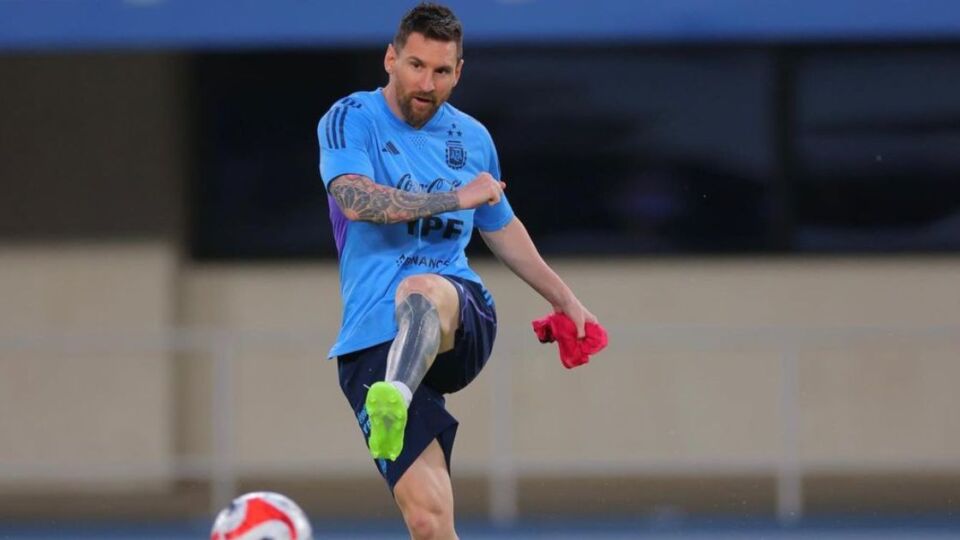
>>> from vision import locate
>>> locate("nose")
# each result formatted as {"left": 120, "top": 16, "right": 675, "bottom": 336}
{"left": 417, "top": 71, "right": 435, "bottom": 93}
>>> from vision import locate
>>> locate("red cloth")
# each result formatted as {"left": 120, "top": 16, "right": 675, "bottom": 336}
{"left": 531, "top": 313, "right": 608, "bottom": 369}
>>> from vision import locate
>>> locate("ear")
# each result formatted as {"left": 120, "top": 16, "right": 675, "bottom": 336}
{"left": 452, "top": 58, "right": 464, "bottom": 88}
{"left": 384, "top": 43, "right": 397, "bottom": 75}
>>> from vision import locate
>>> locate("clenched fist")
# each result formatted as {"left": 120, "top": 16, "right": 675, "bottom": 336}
{"left": 456, "top": 172, "right": 506, "bottom": 209}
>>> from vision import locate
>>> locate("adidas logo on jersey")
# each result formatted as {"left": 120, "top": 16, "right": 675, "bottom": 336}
{"left": 381, "top": 141, "right": 400, "bottom": 155}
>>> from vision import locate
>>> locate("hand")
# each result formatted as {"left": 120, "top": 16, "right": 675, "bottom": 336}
{"left": 456, "top": 172, "right": 506, "bottom": 210}
{"left": 554, "top": 294, "right": 598, "bottom": 339}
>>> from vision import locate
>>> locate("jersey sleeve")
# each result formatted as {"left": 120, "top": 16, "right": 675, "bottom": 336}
{"left": 317, "top": 98, "right": 376, "bottom": 189}
{"left": 473, "top": 132, "right": 515, "bottom": 232}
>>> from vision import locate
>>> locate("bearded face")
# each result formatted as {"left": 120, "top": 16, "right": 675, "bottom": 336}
{"left": 384, "top": 32, "right": 462, "bottom": 128}
{"left": 396, "top": 84, "right": 442, "bottom": 128}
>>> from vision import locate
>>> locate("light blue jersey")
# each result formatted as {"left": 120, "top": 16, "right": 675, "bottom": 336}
{"left": 318, "top": 88, "right": 514, "bottom": 358}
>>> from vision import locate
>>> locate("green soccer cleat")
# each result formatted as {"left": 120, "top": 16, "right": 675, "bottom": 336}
{"left": 365, "top": 381, "right": 407, "bottom": 461}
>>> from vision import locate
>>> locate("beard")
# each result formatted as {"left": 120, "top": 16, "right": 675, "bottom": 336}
{"left": 398, "top": 89, "right": 442, "bottom": 128}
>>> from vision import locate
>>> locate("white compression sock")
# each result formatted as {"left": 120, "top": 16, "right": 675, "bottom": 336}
{"left": 390, "top": 381, "right": 413, "bottom": 407}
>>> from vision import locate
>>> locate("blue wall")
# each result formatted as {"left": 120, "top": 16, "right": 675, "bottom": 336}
{"left": 2, "top": 0, "right": 960, "bottom": 51}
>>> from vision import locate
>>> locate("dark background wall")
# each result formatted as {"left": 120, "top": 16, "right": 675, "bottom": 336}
{"left": 2, "top": 45, "right": 959, "bottom": 256}
{"left": 193, "top": 44, "right": 960, "bottom": 258}
{"left": 0, "top": 53, "right": 188, "bottom": 241}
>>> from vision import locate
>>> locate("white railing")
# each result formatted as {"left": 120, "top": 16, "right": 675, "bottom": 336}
{"left": 1, "top": 325, "right": 958, "bottom": 524}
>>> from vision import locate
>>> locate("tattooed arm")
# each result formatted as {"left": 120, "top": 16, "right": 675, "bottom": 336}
{"left": 328, "top": 174, "right": 459, "bottom": 224}
{"left": 329, "top": 172, "right": 506, "bottom": 224}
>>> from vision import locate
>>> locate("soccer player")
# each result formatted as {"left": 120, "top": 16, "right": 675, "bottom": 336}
{"left": 317, "top": 3, "right": 597, "bottom": 539}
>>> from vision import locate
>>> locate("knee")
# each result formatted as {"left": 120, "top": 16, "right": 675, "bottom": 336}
{"left": 396, "top": 274, "right": 443, "bottom": 303}
{"left": 402, "top": 503, "right": 450, "bottom": 540}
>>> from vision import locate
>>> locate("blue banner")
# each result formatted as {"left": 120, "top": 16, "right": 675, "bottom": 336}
{"left": 2, "top": 0, "right": 960, "bottom": 51}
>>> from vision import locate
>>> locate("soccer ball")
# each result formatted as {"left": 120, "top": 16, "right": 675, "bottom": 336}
{"left": 211, "top": 491, "right": 313, "bottom": 540}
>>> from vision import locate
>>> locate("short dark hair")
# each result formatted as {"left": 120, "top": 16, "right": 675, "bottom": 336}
{"left": 394, "top": 3, "right": 463, "bottom": 60}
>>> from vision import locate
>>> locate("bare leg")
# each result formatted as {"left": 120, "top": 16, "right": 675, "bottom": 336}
{"left": 394, "top": 439, "right": 458, "bottom": 540}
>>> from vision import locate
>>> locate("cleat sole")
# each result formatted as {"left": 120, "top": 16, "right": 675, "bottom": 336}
{"left": 365, "top": 382, "right": 407, "bottom": 461}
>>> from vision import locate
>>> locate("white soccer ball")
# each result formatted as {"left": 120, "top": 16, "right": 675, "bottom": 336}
{"left": 210, "top": 491, "right": 313, "bottom": 540}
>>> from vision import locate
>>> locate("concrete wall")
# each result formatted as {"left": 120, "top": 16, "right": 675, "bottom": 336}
{"left": 176, "top": 257, "right": 960, "bottom": 476}
{"left": 1, "top": 247, "right": 957, "bottom": 513}
{"left": 0, "top": 243, "right": 177, "bottom": 490}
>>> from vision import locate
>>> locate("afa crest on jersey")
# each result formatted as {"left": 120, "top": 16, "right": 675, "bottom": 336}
{"left": 445, "top": 140, "right": 467, "bottom": 170}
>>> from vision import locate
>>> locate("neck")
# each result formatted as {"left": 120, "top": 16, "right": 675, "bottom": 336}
{"left": 382, "top": 83, "right": 406, "bottom": 124}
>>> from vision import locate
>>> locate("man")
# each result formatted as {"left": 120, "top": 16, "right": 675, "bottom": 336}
{"left": 317, "top": 4, "right": 597, "bottom": 539}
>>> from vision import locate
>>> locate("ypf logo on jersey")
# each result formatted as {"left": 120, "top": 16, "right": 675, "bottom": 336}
{"left": 445, "top": 140, "right": 467, "bottom": 170}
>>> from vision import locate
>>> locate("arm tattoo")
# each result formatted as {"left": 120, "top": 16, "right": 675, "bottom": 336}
{"left": 329, "top": 174, "right": 460, "bottom": 224}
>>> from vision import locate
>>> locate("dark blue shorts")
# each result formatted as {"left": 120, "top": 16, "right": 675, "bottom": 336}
{"left": 336, "top": 275, "right": 498, "bottom": 490}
